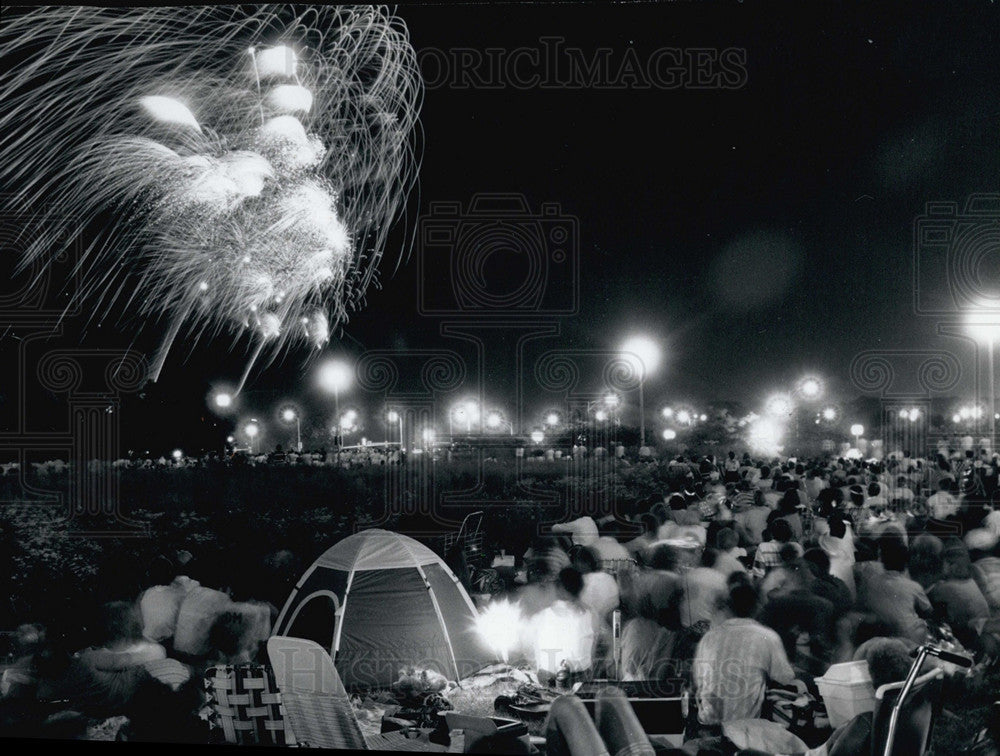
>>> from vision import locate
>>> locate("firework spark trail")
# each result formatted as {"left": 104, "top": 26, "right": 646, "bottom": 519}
{"left": 0, "top": 5, "right": 422, "bottom": 388}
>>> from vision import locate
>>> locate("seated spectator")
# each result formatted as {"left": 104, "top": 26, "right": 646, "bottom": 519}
{"left": 818, "top": 515, "right": 856, "bottom": 600}
{"left": 752, "top": 518, "right": 800, "bottom": 578}
{"left": 803, "top": 548, "right": 853, "bottom": 617}
{"left": 966, "top": 529, "right": 1000, "bottom": 614}
{"left": 678, "top": 550, "right": 728, "bottom": 628}
{"left": 734, "top": 489, "right": 771, "bottom": 550}
{"left": 862, "top": 538, "right": 932, "bottom": 644}
{"left": 927, "top": 541, "right": 990, "bottom": 648}
{"left": 624, "top": 512, "right": 660, "bottom": 558}
{"left": 712, "top": 527, "right": 747, "bottom": 578}
{"left": 760, "top": 543, "right": 812, "bottom": 599}
{"left": 571, "top": 546, "right": 620, "bottom": 631}
{"left": 692, "top": 583, "right": 796, "bottom": 731}
{"left": 530, "top": 567, "right": 595, "bottom": 686}
{"left": 908, "top": 533, "right": 945, "bottom": 590}
{"left": 927, "top": 478, "right": 960, "bottom": 520}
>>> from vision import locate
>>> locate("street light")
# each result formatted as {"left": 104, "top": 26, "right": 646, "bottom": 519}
{"left": 822, "top": 407, "right": 837, "bottom": 421}
{"left": 661, "top": 407, "right": 673, "bottom": 419}
{"left": 850, "top": 424, "right": 864, "bottom": 447}
{"left": 172, "top": 448, "right": 183, "bottom": 461}
{"left": 386, "top": 409, "right": 402, "bottom": 446}
{"left": 530, "top": 429, "right": 545, "bottom": 445}
{"left": 245, "top": 420, "right": 260, "bottom": 454}
{"left": 545, "top": 412, "right": 560, "bottom": 427}
{"left": 214, "top": 392, "right": 233, "bottom": 409}
{"left": 676, "top": 409, "right": 692, "bottom": 425}
{"left": 797, "top": 376, "right": 823, "bottom": 400}
{"left": 620, "top": 335, "right": 661, "bottom": 448}
{"left": 966, "top": 309, "right": 1000, "bottom": 443}
{"left": 280, "top": 406, "right": 302, "bottom": 451}
{"left": 317, "top": 357, "right": 352, "bottom": 449}
{"left": 662, "top": 429, "right": 677, "bottom": 441}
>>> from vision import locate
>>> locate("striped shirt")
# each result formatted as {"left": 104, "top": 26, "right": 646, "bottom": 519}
{"left": 693, "top": 618, "right": 795, "bottom": 725}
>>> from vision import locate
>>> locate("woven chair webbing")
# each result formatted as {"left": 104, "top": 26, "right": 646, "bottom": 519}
{"left": 205, "top": 664, "right": 287, "bottom": 746}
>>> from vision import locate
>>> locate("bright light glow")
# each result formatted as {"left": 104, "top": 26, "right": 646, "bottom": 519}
{"left": 699, "top": 413, "right": 707, "bottom": 421}
{"left": 387, "top": 410, "right": 399, "bottom": 423}
{"left": 265, "top": 84, "right": 313, "bottom": 114}
{"left": 899, "top": 409, "right": 909, "bottom": 419}
{"left": 281, "top": 407, "right": 297, "bottom": 423}
{"left": 486, "top": 411, "right": 502, "bottom": 428}
{"left": 422, "top": 427, "right": 435, "bottom": 442}
{"left": 475, "top": 599, "right": 523, "bottom": 663}
{"left": 798, "top": 376, "right": 823, "bottom": 398}
{"left": 604, "top": 393, "right": 620, "bottom": 408}
{"left": 226, "top": 435, "right": 235, "bottom": 443}
{"left": 965, "top": 309, "right": 1000, "bottom": 343}
{"left": 676, "top": 410, "right": 692, "bottom": 425}
{"left": 765, "top": 393, "right": 794, "bottom": 417}
{"left": 317, "top": 359, "right": 352, "bottom": 394}
{"left": 595, "top": 409, "right": 609, "bottom": 422}
{"left": 172, "top": 448, "right": 183, "bottom": 460}
{"left": 662, "top": 429, "right": 677, "bottom": 441}
{"left": 661, "top": 407, "right": 673, "bottom": 419}
{"left": 253, "top": 44, "right": 298, "bottom": 78}
{"left": 214, "top": 392, "right": 233, "bottom": 408}
{"left": 953, "top": 414, "right": 962, "bottom": 423}
{"left": 850, "top": 424, "right": 864, "bottom": 437}
{"left": 845, "top": 448, "right": 863, "bottom": 460}
{"left": 530, "top": 430, "right": 545, "bottom": 445}
{"left": 909, "top": 408, "right": 921, "bottom": 421}
{"left": 747, "top": 416, "right": 784, "bottom": 456}
{"left": 620, "top": 335, "right": 661, "bottom": 377}
{"left": 465, "top": 401, "right": 480, "bottom": 422}
{"left": 822, "top": 407, "right": 837, "bottom": 421}
{"left": 545, "top": 412, "right": 560, "bottom": 427}
{"left": 139, "top": 95, "right": 201, "bottom": 132}
{"left": 245, "top": 421, "right": 259, "bottom": 438}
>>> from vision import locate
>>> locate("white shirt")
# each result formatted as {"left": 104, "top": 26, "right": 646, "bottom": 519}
{"left": 531, "top": 600, "right": 595, "bottom": 673}
{"left": 927, "top": 490, "right": 959, "bottom": 519}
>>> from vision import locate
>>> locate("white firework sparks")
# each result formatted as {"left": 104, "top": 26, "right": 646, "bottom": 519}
{"left": 0, "top": 5, "right": 422, "bottom": 389}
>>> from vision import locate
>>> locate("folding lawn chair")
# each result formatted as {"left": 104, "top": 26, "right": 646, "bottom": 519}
{"left": 267, "top": 635, "right": 447, "bottom": 751}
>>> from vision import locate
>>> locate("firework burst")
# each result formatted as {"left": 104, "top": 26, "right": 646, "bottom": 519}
{"left": 0, "top": 5, "right": 422, "bottom": 389}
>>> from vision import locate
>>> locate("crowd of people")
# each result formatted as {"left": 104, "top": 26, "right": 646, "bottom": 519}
{"left": 498, "top": 447, "right": 1000, "bottom": 752}
{"left": 3, "top": 445, "right": 1000, "bottom": 751}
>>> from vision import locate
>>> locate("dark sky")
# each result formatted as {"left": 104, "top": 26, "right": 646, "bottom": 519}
{"left": 5, "top": 1, "right": 999, "bottom": 451}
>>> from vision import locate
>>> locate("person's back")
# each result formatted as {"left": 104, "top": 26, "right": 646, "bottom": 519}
{"left": 927, "top": 547, "right": 990, "bottom": 642}
{"left": 865, "top": 540, "right": 931, "bottom": 643}
{"left": 679, "top": 558, "right": 727, "bottom": 628}
{"left": 693, "top": 584, "right": 795, "bottom": 726}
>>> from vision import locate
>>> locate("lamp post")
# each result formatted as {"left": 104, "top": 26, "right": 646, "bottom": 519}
{"left": 280, "top": 406, "right": 301, "bottom": 451}
{"left": 245, "top": 420, "right": 260, "bottom": 455}
{"left": 387, "top": 409, "right": 402, "bottom": 447}
{"left": 317, "top": 358, "right": 352, "bottom": 455}
{"left": 966, "top": 310, "right": 1000, "bottom": 445}
{"left": 621, "top": 335, "right": 661, "bottom": 449}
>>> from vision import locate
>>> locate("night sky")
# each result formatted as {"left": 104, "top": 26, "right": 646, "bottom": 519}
{"left": 3, "top": 2, "right": 999, "bottom": 452}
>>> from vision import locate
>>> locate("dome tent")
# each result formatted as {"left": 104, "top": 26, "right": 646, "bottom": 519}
{"left": 273, "top": 529, "right": 491, "bottom": 690}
